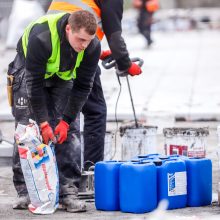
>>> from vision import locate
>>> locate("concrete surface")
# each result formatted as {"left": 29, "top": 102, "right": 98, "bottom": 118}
{"left": 100, "top": 29, "right": 220, "bottom": 122}
{"left": 0, "top": 121, "right": 220, "bottom": 219}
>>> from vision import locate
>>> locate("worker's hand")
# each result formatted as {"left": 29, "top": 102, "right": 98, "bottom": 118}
{"left": 100, "top": 50, "right": 112, "bottom": 60}
{"left": 54, "top": 120, "right": 70, "bottom": 144}
{"left": 127, "top": 62, "right": 142, "bottom": 76}
{"left": 116, "top": 62, "right": 142, "bottom": 77}
{"left": 40, "top": 121, "right": 56, "bottom": 145}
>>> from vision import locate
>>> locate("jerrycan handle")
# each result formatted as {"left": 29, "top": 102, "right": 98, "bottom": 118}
{"left": 147, "top": 153, "right": 159, "bottom": 157}
{"left": 169, "top": 154, "right": 180, "bottom": 158}
{"left": 164, "top": 158, "right": 178, "bottom": 162}
{"left": 138, "top": 161, "right": 152, "bottom": 164}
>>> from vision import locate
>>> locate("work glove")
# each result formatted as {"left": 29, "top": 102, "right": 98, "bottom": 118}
{"left": 40, "top": 121, "right": 56, "bottom": 145}
{"left": 127, "top": 62, "right": 142, "bottom": 76}
{"left": 116, "top": 62, "right": 142, "bottom": 77}
{"left": 100, "top": 50, "right": 112, "bottom": 60}
{"left": 54, "top": 120, "right": 70, "bottom": 144}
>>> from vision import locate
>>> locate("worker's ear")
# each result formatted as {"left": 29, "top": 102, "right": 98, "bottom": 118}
{"left": 65, "top": 24, "right": 71, "bottom": 35}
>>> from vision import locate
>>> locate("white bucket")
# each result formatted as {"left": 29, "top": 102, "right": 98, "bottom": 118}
{"left": 120, "top": 125, "right": 158, "bottom": 160}
{"left": 163, "top": 127, "right": 209, "bottom": 158}
{"left": 103, "top": 131, "right": 114, "bottom": 160}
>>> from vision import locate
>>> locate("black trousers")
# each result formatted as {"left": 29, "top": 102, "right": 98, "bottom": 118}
{"left": 82, "top": 66, "right": 107, "bottom": 170}
{"left": 137, "top": 10, "right": 153, "bottom": 45}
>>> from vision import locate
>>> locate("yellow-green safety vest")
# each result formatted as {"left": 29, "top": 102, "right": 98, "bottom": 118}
{"left": 22, "top": 13, "right": 84, "bottom": 80}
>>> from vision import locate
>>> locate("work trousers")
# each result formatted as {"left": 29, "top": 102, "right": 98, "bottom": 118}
{"left": 137, "top": 9, "right": 153, "bottom": 46}
{"left": 82, "top": 66, "right": 107, "bottom": 170}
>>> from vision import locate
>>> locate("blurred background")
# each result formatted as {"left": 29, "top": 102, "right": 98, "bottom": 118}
{"left": 1, "top": 0, "right": 220, "bottom": 43}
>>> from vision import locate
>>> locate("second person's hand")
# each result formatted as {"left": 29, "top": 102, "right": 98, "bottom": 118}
{"left": 127, "top": 62, "right": 142, "bottom": 76}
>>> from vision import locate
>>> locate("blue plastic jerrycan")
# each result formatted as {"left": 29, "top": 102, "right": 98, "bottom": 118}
{"left": 95, "top": 161, "right": 123, "bottom": 211}
{"left": 185, "top": 157, "right": 212, "bottom": 207}
{"left": 169, "top": 156, "right": 212, "bottom": 206}
{"left": 120, "top": 161, "right": 157, "bottom": 213}
{"left": 157, "top": 158, "right": 187, "bottom": 209}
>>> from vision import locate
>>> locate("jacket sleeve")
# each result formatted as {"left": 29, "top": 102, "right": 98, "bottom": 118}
{"left": 63, "top": 38, "right": 101, "bottom": 122}
{"left": 23, "top": 25, "right": 51, "bottom": 123}
{"left": 97, "top": 0, "right": 131, "bottom": 71}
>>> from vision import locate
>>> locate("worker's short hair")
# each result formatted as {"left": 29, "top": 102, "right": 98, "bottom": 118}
{"left": 68, "top": 10, "right": 97, "bottom": 35}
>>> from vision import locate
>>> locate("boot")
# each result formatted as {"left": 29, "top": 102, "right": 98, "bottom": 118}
{"left": 147, "top": 39, "right": 154, "bottom": 48}
{"left": 60, "top": 195, "right": 87, "bottom": 213}
{"left": 12, "top": 195, "right": 30, "bottom": 209}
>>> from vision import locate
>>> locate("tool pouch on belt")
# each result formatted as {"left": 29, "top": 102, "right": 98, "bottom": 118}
{"left": 7, "top": 74, "right": 14, "bottom": 107}
{"left": 7, "top": 60, "right": 15, "bottom": 107}
{"left": 7, "top": 54, "right": 25, "bottom": 107}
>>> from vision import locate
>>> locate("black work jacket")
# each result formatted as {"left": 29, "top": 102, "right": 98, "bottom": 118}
{"left": 95, "top": 0, "right": 131, "bottom": 70}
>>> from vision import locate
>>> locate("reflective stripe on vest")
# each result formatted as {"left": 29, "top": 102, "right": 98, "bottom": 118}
{"left": 22, "top": 13, "right": 84, "bottom": 80}
{"left": 47, "top": 0, "right": 104, "bottom": 40}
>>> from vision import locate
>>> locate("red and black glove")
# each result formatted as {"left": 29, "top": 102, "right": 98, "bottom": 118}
{"left": 100, "top": 50, "right": 112, "bottom": 60}
{"left": 54, "top": 120, "right": 70, "bottom": 144}
{"left": 40, "top": 121, "right": 56, "bottom": 145}
{"left": 127, "top": 62, "right": 142, "bottom": 76}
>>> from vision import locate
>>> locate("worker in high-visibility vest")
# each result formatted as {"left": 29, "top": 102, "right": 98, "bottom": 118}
{"left": 8, "top": 10, "right": 100, "bottom": 212}
{"left": 47, "top": 0, "right": 143, "bottom": 171}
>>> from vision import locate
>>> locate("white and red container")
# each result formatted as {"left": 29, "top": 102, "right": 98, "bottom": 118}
{"left": 163, "top": 127, "right": 209, "bottom": 158}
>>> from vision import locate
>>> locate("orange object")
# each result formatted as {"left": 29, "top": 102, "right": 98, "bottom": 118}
{"left": 48, "top": 0, "right": 104, "bottom": 40}
{"left": 145, "top": 0, "right": 159, "bottom": 13}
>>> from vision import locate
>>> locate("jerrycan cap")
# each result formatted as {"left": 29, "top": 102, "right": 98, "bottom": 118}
{"left": 138, "top": 155, "right": 148, "bottom": 158}
{"left": 153, "top": 159, "right": 162, "bottom": 166}
{"left": 141, "top": 161, "right": 152, "bottom": 164}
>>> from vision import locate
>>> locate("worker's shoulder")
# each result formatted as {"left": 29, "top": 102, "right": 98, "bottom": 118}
{"left": 29, "top": 22, "right": 50, "bottom": 43}
{"left": 85, "top": 37, "right": 100, "bottom": 55}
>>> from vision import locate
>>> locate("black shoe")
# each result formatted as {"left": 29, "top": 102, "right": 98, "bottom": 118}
{"left": 147, "top": 39, "right": 154, "bottom": 48}
{"left": 60, "top": 195, "right": 87, "bottom": 213}
{"left": 12, "top": 195, "right": 29, "bottom": 209}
